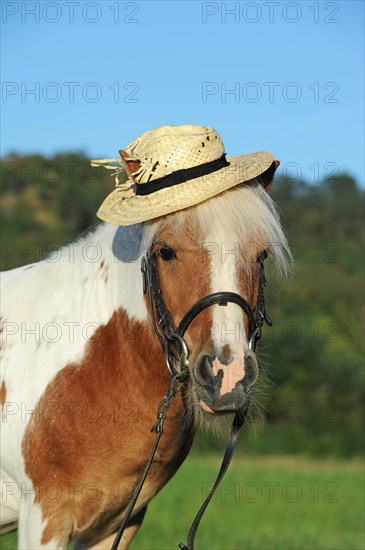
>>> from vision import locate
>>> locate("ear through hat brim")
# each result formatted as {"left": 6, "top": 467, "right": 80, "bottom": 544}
{"left": 261, "top": 160, "right": 280, "bottom": 192}
{"left": 119, "top": 150, "right": 141, "bottom": 177}
{"left": 96, "top": 151, "right": 275, "bottom": 226}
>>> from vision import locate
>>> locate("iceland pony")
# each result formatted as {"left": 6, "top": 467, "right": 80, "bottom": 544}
{"left": 0, "top": 126, "right": 289, "bottom": 549}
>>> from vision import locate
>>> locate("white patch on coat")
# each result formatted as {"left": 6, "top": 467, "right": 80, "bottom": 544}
{"left": 17, "top": 495, "right": 67, "bottom": 549}
{"left": 0, "top": 222, "right": 147, "bottom": 528}
{"left": 207, "top": 221, "right": 247, "bottom": 387}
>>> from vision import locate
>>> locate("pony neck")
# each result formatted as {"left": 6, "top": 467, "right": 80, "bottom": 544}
{"left": 59, "top": 223, "right": 149, "bottom": 324}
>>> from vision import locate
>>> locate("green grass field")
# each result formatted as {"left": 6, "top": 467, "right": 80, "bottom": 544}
{"left": 1, "top": 455, "right": 363, "bottom": 550}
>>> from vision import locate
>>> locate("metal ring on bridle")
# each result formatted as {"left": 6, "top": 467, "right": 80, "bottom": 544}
{"left": 248, "top": 326, "right": 261, "bottom": 351}
{"left": 165, "top": 333, "right": 190, "bottom": 374}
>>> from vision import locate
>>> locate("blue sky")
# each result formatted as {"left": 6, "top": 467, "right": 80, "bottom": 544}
{"left": 1, "top": 0, "right": 364, "bottom": 186}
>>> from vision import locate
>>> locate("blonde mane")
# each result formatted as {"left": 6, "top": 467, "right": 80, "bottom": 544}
{"left": 142, "top": 183, "right": 291, "bottom": 274}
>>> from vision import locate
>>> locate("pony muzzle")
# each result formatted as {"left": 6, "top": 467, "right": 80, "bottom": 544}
{"left": 193, "top": 349, "right": 258, "bottom": 413}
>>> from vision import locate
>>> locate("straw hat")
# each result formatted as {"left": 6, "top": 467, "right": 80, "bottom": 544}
{"left": 92, "top": 125, "right": 276, "bottom": 226}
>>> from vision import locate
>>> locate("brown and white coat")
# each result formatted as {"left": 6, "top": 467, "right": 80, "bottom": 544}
{"left": 0, "top": 182, "right": 289, "bottom": 549}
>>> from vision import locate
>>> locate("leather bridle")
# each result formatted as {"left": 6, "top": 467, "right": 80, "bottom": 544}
{"left": 111, "top": 246, "right": 273, "bottom": 550}
{"left": 141, "top": 246, "right": 272, "bottom": 372}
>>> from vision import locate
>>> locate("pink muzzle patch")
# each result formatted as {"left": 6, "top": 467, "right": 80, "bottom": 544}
{"left": 212, "top": 346, "right": 245, "bottom": 396}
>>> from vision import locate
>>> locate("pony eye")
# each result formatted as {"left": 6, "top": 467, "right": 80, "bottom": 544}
{"left": 159, "top": 246, "right": 176, "bottom": 262}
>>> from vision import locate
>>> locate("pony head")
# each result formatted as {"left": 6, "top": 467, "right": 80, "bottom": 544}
{"left": 137, "top": 182, "right": 290, "bottom": 422}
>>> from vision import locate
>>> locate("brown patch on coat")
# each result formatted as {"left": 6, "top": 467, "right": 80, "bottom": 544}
{"left": 221, "top": 343, "right": 231, "bottom": 362}
{"left": 21, "top": 218, "right": 266, "bottom": 547}
{"left": 83, "top": 504, "right": 147, "bottom": 549}
{"left": 152, "top": 222, "right": 214, "bottom": 356}
{"left": 22, "top": 310, "right": 194, "bottom": 547}
{"left": 0, "top": 380, "right": 6, "bottom": 405}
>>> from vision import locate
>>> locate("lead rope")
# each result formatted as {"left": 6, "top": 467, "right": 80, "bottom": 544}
{"left": 178, "top": 405, "right": 249, "bottom": 550}
{"left": 111, "top": 385, "right": 249, "bottom": 550}
{"left": 110, "top": 373, "right": 181, "bottom": 550}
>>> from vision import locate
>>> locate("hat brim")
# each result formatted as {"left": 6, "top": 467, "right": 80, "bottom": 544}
{"left": 97, "top": 151, "right": 274, "bottom": 226}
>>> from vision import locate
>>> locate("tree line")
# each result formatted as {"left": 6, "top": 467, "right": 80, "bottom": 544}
{"left": 1, "top": 154, "right": 363, "bottom": 457}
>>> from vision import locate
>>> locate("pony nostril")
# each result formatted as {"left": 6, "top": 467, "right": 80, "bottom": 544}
{"left": 195, "top": 355, "right": 214, "bottom": 387}
{"left": 243, "top": 350, "right": 258, "bottom": 390}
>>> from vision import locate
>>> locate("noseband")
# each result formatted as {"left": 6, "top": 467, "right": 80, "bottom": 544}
{"left": 141, "top": 246, "right": 272, "bottom": 374}
{"left": 112, "top": 245, "right": 273, "bottom": 550}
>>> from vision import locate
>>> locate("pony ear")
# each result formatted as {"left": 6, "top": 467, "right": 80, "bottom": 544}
{"left": 119, "top": 149, "right": 141, "bottom": 179}
{"left": 259, "top": 160, "right": 280, "bottom": 192}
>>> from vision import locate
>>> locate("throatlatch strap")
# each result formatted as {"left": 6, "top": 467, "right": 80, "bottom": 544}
{"left": 179, "top": 407, "right": 248, "bottom": 550}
